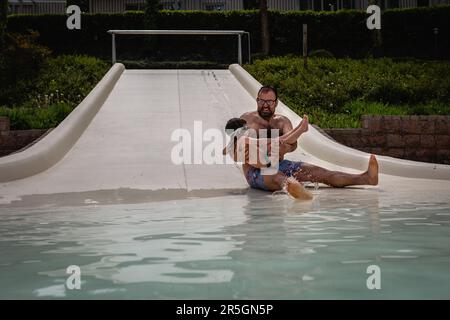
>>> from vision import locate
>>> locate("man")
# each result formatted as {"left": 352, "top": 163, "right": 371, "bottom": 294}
{"left": 231, "top": 85, "right": 379, "bottom": 192}
{"left": 223, "top": 116, "right": 313, "bottom": 199}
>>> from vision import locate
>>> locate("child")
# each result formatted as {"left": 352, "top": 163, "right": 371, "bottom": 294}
{"left": 223, "top": 115, "right": 313, "bottom": 200}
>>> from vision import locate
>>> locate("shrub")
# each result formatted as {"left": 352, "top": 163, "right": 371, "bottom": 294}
{"left": 0, "top": 103, "right": 73, "bottom": 129}
{"left": 244, "top": 56, "right": 450, "bottom": 128}
{"left": 0, "top": 55, "right": 109, "bottom": 129}
{"left": 309, "top": 49, "right": 334, "bottom": 58}
{"left": 28, "top": 55, "right": 110, "bottom": 108}
{"left": 0, "top": 32, "right": 51, "bottom": 106}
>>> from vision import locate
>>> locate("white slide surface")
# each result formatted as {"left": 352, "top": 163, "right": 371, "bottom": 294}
{"left": 1, "top": 64, "right": 449, "bottom": 207}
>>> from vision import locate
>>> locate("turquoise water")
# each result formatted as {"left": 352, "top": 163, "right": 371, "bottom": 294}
{"left": 1, "top": 188, "right": 450, "bottom": 299}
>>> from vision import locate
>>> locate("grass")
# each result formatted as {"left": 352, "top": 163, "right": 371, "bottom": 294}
{"left": 0, "top": 103, "right": 74, "bottom": 130}
{"left": 244, "top": 56, "right": 450, "bottom": 128}
{"left": 305, "top": 101, "right": 450, "bottom": 128}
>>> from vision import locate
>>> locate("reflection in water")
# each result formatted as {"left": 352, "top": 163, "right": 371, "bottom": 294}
{"left": 0, "top": 198, "right": 249, "bottom": 299}
{"left": 35, "top": 198, "right": 248, "bottom": 285}
{"left": 219, "top": 187, "right": 382, "bottom": 299}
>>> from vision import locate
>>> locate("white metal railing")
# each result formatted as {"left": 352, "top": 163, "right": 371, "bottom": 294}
{"left": 107, "top": 30, "right": 251, "bottom": 65}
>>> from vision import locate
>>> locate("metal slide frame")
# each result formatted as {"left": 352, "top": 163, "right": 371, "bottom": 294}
{"left": 107, "top": 30, "right": 251, "bottom": 65}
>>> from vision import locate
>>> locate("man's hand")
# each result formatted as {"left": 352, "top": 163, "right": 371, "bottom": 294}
{"left": 267, "top": 138, "right": 291, "bottom": 160}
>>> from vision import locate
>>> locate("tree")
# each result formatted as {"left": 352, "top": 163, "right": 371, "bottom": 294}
{"left": 0, "top": 0, "right": 7, "bottom": 46}
{"left": 0, "top": 0, "right": 6, "bottom": 29}
{"left": 66, "top": 0, "right": 89, "bottom": 12}
{"left": 144, "top": 0, "right": 160, "bottom": 30}
{"left": 243, "top": 0, "right": 259, "bottom": 9}
{"left": 368, "top": 0, "right": 383, "bottom": 57}
{"left": 260, "top": 0, "right": 270, "bottom": 54}
{"left": 143, "top": 0, "right": 160, "bottom": 52}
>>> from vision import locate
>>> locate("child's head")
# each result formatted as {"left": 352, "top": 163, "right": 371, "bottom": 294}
{"left": 224, "top": 118, "right": 248, "bottom": 154}
{"left": 225, "top": 118, "right": 247, "bottom": 135}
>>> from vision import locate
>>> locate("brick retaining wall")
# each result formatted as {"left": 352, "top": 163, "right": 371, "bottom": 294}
{"left": 0, "top": 117, "right": 49, "bottom": 157}
{"left": 1, "top": 116, "right": 450, "bottom": 164}
{"left": 324, "top": 116, "right": 450, "bottom": 165}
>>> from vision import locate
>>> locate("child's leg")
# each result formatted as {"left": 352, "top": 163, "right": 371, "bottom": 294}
{"left": 278, "top": 115, "right": 309, "bottom": 144}
{"left": 263, "top": 172, "right": 313, "bottom": 200}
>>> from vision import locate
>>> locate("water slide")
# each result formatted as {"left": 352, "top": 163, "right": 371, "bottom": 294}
{"left": 1, "top": 64, "right": 450, "bottom": 207}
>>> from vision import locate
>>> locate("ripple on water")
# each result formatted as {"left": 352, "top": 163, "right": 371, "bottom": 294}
{"left": 1, "top": 194, "right": 450, "bottom": 299}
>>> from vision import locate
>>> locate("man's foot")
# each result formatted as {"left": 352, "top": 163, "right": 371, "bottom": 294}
{"left": 285, "top": 177, "right": 313, "bottom": 200}
{"left": 365, "top": 155, "right": 379, "bottom": 185}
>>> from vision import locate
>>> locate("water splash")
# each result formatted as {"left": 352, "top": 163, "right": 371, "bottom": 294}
{"left": 272, "top": 190, "right": 288, "bottom": 197}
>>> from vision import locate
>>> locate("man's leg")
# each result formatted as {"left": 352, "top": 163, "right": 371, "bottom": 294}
{"left": 262, "top": 172, "right": 287, "bottom": 191}
{"left": 293, "top": 155, "right": 379, "bottom": 188}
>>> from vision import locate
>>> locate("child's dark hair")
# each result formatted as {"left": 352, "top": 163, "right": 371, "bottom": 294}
{"left": 225, "top": 118, "right": 247, "bottom": 133}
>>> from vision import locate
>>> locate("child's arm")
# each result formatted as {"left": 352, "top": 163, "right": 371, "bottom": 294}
{"left": 240, "top": 116, "right": 308, "bottom": 161}
{"left": 242, "top": 137, "right": 271, "bottom": 168}
{"left": 225, "top": 115, "right": 308, "bottom": 164}
{"left": 223, "top": 137, "right": 269, "bottom": 168}
{"left": 234, "top": 119, "right": 307, "bottom": 148}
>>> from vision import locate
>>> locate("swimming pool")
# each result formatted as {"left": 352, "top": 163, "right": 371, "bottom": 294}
{"left": 1, "top": 180, "right": 450, "bottom": 299}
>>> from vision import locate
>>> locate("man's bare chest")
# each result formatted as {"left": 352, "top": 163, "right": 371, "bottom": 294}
{"left": 247, "top": 119, "right": 284, "bottom": 136}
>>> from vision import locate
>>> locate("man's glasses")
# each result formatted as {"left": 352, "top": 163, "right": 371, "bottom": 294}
{"left": 256, "top": 98, "right": 277, "bottom": 106}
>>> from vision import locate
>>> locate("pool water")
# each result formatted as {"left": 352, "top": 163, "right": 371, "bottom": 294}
{"left": 1, "top": 187, "right": 450, "bottom": 299}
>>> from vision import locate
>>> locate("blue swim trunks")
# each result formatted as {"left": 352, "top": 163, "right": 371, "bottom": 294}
{"left": 244, "top": 159, "right": 303, "bottom": 191}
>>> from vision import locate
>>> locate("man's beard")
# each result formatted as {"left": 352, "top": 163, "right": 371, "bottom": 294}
{"left": 258, "top": 108, "right": 274, "bottom": 120}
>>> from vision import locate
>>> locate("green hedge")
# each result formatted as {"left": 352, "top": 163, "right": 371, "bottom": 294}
{"left": 6, "top": 6, "right": 450, "bottom": 60}
{"left": 6, "top": 11, "right": 256, "bottom": 62}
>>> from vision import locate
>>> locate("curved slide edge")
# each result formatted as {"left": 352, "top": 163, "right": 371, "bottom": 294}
{"left": 0, "top": 63, "right": 125, "bottom": 182}
{"left": 229, "top": 64, "right": 450, "bottom": 180}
